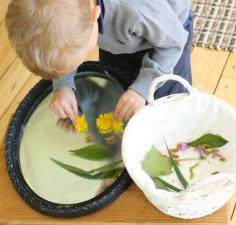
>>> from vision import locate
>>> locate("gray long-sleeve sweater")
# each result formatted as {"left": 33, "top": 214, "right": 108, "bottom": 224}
{"left": 53, "top": 0, "right": 191, "bottom": 100}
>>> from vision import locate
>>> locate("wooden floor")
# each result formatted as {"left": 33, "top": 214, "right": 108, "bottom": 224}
{"left": 1, "top": 1, "right": 236, "bottom": 224}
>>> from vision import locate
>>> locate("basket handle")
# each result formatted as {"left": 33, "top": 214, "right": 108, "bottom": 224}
{"left": 148, "top": 74, "right": 195, "bottom": 105}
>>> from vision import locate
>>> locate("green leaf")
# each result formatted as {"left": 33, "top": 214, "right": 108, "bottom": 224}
{"left": 152, "top": 177, "right": 170, "bottom": 191}
{"left": 189, "top": 162, "right": 200, "bottom": 180}
{"left": 164, "top": 139, "right": 189, "bottom": 189}
{"left": 89, "top": 160, "right": 123, "bottom": 173}
{"left": 141, "top": 145, "right": 173, "bottom": 177}
{"left": 152, "top": 177, "right": 182, "bottom": 192}
{"left": 94, "top": 168, "right": 122, "bottom": 179}
{"left": 51, "top": 158, "right": 122, "bottom": 179}
{"left": 187, "top": 134, "right": 228, "bottom": 148}
{"left": 205, "top": 149, "right": 217, "bottom": 155}
{"left": 69, "top": 144, "right": 114, "bottom": 161}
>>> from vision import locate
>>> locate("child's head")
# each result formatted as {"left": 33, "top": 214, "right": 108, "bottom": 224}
{"left": 6, "top": 0, "right": 100, "bottom": 79}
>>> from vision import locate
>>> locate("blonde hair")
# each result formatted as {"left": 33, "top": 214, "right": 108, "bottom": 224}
{"left": 6, "top": 0, "right": 93, "bottom": 78}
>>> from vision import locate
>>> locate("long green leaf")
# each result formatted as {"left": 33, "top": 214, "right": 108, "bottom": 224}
{"left": 153, "top": 177, "right": 182, "bottom": 192}
{"left": 152, "top": 177, "right": 170, "bottom": 191}
{"left": 89, "top": 160, "right": 123, "bottom": 173}
{"left": 94, "top": 168, "right": 122, "bottom": 179}
{"left": 141, "top": 145, "right": 173, "bottom": 177}
{"left": 187, "top": 134, "right": 228, "bottom": 148}
{"left": 69, "top": 144, "right": 114, "bottom": 161}
{"left": 51, "top": 158, "right": 122, "bottom": 179}
{"left": 164, "top": 139, "right": 189, "bottom": 189}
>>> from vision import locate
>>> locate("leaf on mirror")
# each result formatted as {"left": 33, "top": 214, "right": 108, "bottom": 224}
{"left": 187, "top": 134, "right": 228, "bottom": 149}
{"left": 51, "top": 158, "right": 95, "bottom": 179}
{"left": 141, "top": 145, "right": 173, "bottom": 177}
{"left": 93, "top": 168, "right": 123, "bottom": 179}
{"left": 69, "top": 144, "right": 114, "bottom": 161}
{"left": 51, "top": 158, "right": 122, "bottom": 179}
{"left": 152, "top": 177, "right": 182, "bottom": 192}
{"left": 164, "top": 140, "right": 189, "bottom": 189}
{"left": 88, "top": 160, "right": 123, "bottom": 173}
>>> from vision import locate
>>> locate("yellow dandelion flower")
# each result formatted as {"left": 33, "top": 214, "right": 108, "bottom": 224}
{"left": 96, "top": 112, "right": 113, "bottom": 134}
{"left": 75, "top": 115, "right": 88, "bottom": 134}
{"left": 112, "top": 119, "right": 125, "bottom": 133}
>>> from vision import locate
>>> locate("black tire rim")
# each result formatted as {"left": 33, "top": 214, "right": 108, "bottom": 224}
{"left": 5, "top": 61, "right": 132, "bottom": 218}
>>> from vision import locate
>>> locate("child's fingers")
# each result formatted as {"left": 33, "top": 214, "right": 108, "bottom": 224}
{"left": 50, "top": 102, "right": 60, "bottom": 119}
{"left": 58, "top": 107, "right": 67, "bottom": 119}
{"left": 62, "top": 119, "right": 72, "bottom": 132}
{"left": 50, "top": 101, "right": 66, "bottom": 119}
{"left": 124, "top": 106, "right": 135, "bottom": 121}
{"left": 52, "top": 107, "right": 64, "bottom": 120}
{"left": 116, "top": 102, "right": 129, "bottom": 121}
{"left": 64, "top": 104, "right": 76, "bottom": 124}
{"left": 57, "top": 118, "right": 72, "bottom": 132}
{"left": 118, "top": 106, "right": 130, "bottom": 121}
{"left": 114, "top": 99, "right": 125, "bottom": 120}
{"left": 65, "top": 119, "right": 74, "bottom": 131}
{"left": 71, "top": 101, "right": 79, "bottom": 117}
{"left": 51, "top": 108, "right": 58, "bottom": 119}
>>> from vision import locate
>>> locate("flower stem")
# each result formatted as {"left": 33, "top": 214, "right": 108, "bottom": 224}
{"left": 178, "top": 157, "right": 200, "bottom": 162}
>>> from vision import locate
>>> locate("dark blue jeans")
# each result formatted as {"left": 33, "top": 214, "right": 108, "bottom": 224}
{"left": 99, "top": 11, "right": 194, "bottom": 99}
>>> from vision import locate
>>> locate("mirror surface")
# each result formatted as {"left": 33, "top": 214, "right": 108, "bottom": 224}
{"left": 20, "top": 75, "right": 124, "bottom": 204}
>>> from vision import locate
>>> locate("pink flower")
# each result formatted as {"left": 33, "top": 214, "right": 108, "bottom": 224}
{"left": 178, "top": 143, "right": 188, "bottom": 152}
{"left": 212, "top": 149, "right": 220, "bottom": 159}
{"left": 194, "top": 147, "right": 205, "bottom": 157}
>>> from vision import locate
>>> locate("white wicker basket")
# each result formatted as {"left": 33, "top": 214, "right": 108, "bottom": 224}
{"left": 122, "top": 75, "right": 236, "bottom": 219}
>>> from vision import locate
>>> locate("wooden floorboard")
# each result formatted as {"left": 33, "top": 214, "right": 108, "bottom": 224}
{"left": 191, "top": 48, "right": 230, "bottom": 94}
{"left": 0, "top": 58, "right": 32, "bottom": 118}
{"left": 215, "top": 77, "right": 236, "bottom": 108}
{"left": 214, "top": 52, "right": 236, "bottom": 108}
{"left": 0, "top": 22, "right": 17, "bottom": 79}
{"left": 0, "top": 75, "right": 40, "bottom": 148}
{"left": 0, "top": 0, "right": 9, "bottom": 25}
{"left": 222, "top": 53, "right": 236, "bottom": 79}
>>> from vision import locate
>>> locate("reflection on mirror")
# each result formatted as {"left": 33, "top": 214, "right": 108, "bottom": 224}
{"left": 20, "top": 75, "right": 124, "bottom": 204}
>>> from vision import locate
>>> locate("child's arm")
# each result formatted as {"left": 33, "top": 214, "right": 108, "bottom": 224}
{"left": 51, "top": 71, "right": 79, "bottom": 124}
{"left": 53, "top": 70, "right": 76, "bottom": 92}
{"left": 129, "top": 1, "right": 189, "bottom": 100}
{"left": 115, "top": 1, "right": 189, "bottom": 120}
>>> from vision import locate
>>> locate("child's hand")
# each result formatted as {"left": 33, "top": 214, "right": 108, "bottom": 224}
{"left": 114, "top": 89, "right": 145, "bottom": 121}
{"left": 57, "top": 118, "right": 76, "bottom": 133}
{"left": 50, "top": 87, "right": 79, "bottom": 124}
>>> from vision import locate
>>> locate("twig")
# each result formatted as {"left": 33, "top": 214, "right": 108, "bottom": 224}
{"left": 178, "top": 157, "right": 200, "bottom": 162}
